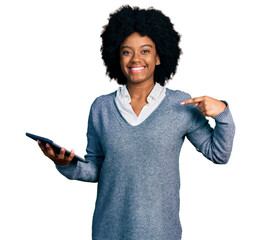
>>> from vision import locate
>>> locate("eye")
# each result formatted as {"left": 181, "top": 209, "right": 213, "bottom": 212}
{"left": 122, "top": 50, "right": 131, "bottom": 55}
{"left": 142, "top": 49, "right": 150, "bottom": 54}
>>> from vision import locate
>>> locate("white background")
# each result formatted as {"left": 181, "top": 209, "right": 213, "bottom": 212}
{"left": 1, "top": 0, "right": 260, "bottom": 239}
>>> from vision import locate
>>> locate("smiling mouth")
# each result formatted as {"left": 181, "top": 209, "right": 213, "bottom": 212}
{"left": 128, "top": 66, "right": 146, "bottom": 73}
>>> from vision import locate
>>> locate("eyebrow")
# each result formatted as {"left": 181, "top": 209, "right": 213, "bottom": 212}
{"left": 120, "top": 44, "right": 153, "bottom": 50}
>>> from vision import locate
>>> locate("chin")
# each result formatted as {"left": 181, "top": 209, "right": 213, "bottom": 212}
{"left": 127, "top": 75, "right": 153, "bottom": 84}
{"left": 128, "top": 78, "right": 148, "bottom": 84}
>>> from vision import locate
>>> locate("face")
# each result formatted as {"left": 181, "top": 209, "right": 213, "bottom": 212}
{"left": 119, "top": 32, "right": 160, "bottom": 85}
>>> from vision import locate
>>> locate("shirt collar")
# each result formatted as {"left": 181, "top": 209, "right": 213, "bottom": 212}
{"left": 146, "top": 82, "right": 164, "bottom": 103}
{"left": 118, "top": 85, "right": 131, "bottom": 103}
{"left": 119, "top": 82, "right": 164, "bottom": 103}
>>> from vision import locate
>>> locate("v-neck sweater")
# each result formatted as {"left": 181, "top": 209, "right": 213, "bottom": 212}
{"left": 115, "top": 82, "right": 166, "bottom": 126}
{"left": 56, "top": 88, "right": 235, "bottom": 240}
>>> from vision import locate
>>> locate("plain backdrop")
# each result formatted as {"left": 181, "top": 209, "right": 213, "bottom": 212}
{"left": 1, "top": 0, "right": 260, "bottom": 239}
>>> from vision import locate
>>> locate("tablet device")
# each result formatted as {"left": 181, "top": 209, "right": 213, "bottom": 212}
{"left": 26, "top": 132, "right": 87, "bottom": 163}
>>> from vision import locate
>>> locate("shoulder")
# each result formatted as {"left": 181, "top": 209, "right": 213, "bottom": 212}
{"left": 166, "top": 88, "right": 202, "bottom": 119}
{"left": 90, "top": 91, "right": 116, "bottom": 110}
{"left": 166, "top": 88, "right": 192, "bottom": 103}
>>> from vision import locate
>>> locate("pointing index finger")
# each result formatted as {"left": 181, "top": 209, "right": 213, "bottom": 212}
{"left": 180, "top": 97, "right": 204, "bottom": 105}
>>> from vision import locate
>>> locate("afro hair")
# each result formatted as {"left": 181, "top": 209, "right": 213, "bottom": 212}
{"left": 100, "top": 5, "right": 182, "bottom": 86}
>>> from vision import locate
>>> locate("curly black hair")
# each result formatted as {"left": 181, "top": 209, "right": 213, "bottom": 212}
{"left": 100, "top": 5, "right": 182, "bottom": 86}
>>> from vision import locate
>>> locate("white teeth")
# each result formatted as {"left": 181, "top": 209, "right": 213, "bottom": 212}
{"left": 131, "top": 67, "right": 144, "bottom": 70}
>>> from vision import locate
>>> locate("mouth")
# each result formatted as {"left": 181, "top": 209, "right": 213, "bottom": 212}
{"left": 128, "top": 66, "right": 146, "bottom": 73}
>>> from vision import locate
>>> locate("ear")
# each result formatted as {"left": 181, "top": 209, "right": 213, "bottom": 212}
{"left": 156, "top": 54, "right": 160, "bottom": 65}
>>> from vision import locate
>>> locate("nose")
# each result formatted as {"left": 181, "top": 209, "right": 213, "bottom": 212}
{"left": 131, "top": 51, "right": 141, "bottom": 63}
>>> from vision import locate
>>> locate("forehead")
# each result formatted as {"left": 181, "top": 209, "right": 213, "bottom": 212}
{"left": 120, "top": 32, "right": 155, "bottom": 47}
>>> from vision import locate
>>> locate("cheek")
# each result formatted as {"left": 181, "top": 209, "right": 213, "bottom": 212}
{"left": 119, "top": 59, "right": 124, "bottom": 69}
{"left": 119, "top": 58, "right": 128, "bottom": 76}
{"left": 146, "top": 53, "right": 158, "bottom": 66}
{"left": 120, "top": 57, "right": 125, "bottom": 67}
{"left": 120, "top": 57, "right": 131, "bottom": 69}
{"left": 148, "top": 58, "right": 158, "bottom": 69}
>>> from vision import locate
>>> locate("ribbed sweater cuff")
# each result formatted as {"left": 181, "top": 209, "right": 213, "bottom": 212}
{"left": 55, "top": 160, "right": 77, "bottom": 171}
{"left": 213, "top": 101, "right": 233, "bottom": 123}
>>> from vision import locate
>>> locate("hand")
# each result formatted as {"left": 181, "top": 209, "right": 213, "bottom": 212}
{"left": 37, "top": 140, "right": 75, "bottom": 166}
{"left": 181, "top": 96, "right": 226, "bottom": 117}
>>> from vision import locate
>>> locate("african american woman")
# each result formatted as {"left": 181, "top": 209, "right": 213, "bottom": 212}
{"left": 38, "top": 5, "right": 235, "bottom": 240}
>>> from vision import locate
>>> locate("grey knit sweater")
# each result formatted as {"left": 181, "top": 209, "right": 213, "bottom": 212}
{"left": 56, "top": 88, "right": 235, "bottom": 240}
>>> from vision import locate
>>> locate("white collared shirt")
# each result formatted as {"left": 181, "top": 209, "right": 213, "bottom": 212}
{"left": 115, "top": 82, "right": 166, "bottom": 126}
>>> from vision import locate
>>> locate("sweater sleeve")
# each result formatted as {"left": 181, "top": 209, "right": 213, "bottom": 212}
{"left": 55, "top": 102, "right": 105, "bottom": 182}
{"left": 185, "top": 101, "right": 235, "bottom": 164}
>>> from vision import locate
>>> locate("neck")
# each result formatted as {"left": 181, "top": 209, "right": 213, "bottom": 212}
{"left": 126, "top": 81, "right": 155, "bottom": 102}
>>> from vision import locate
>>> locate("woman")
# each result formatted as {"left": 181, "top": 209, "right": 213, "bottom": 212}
{"left": 38, "top": 5, "right": 235, "bottom": 240}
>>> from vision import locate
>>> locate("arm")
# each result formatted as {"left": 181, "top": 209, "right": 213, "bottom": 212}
{"left": 182, "top": 96, "right": 235, "bottom": 164}
{"left": 55, "top": 103, "right": 105, "bottom": 182}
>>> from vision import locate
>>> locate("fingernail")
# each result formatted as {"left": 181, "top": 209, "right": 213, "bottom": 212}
{"left": 71, "top": 149, "right": 74, "bottom": 153}
{"left": 46, "top": 143, "right": 49, "bottom": 148}
{"left": 37, "top": 140, "right": 40, "bottom": 144}
{"left": 61, "top": 147, "right": 65, "bottom": 151}
{"left": 180, "top": 102, "right": 185, "bottom": 105}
